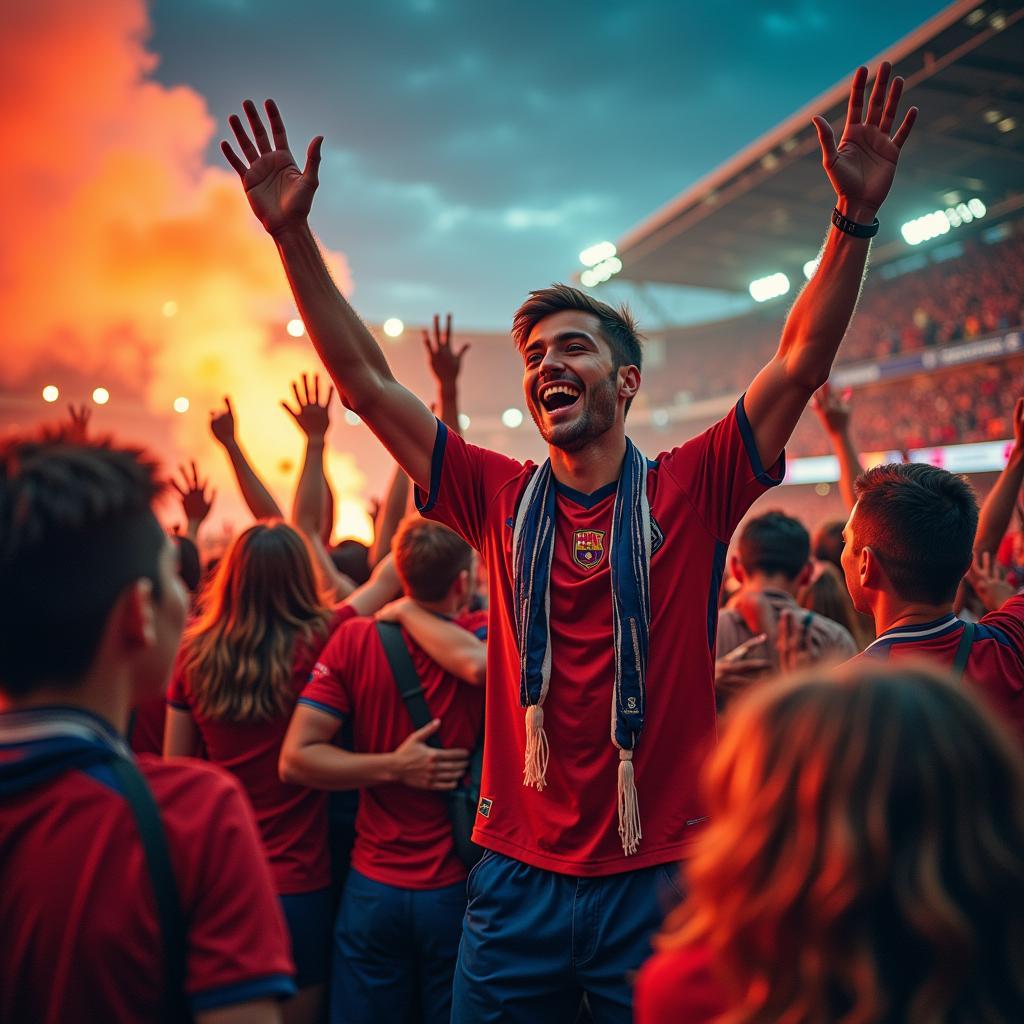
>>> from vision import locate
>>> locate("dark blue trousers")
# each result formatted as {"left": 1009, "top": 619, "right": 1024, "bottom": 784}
{"left": 451, "top": 849, "right": 683, "bottom": 1024}
{"left": 329, "top": 868, "right": 466, "bottom": 1024}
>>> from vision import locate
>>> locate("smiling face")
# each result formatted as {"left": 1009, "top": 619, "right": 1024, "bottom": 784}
{"left": 520, "top": 309, "right": 633, "bottom": 452}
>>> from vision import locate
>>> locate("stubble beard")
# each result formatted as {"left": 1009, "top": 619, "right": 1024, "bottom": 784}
{"left": 529, "top": 371, "right": 619, "bottom": 453}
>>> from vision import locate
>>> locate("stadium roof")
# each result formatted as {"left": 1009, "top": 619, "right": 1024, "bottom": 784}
{"left": 614, "top": 0, "right": 1024, "bottom": 293}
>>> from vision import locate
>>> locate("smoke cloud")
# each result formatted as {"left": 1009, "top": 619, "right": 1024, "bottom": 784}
{"left": 0, "top": 0, "right": 371, "bottom": 541}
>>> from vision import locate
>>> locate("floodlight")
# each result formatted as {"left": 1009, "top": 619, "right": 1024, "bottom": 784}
{"left": 748, "top": 273, "right": 790, "bottom": 303}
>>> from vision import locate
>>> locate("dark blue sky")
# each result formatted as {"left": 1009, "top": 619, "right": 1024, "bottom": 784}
{"left": 151, "top": 0, "right": 948, "bottom": 330}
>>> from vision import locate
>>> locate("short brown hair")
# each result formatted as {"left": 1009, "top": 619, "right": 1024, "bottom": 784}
{"left": 393, "top": 517, "right": 473, "bottom": 602}
{"left": 853, "top": 463, "right": 977, "bottom": 604}
{"left": 512, "top": 283, "right": 643, "bottom": 374}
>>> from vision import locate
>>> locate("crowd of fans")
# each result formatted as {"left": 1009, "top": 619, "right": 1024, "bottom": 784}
{"left": 4, "top": 80, "right": 1024, "bottom": 1024}
{"left": 655, "top": 226, "right": 1024, "bottom": 457}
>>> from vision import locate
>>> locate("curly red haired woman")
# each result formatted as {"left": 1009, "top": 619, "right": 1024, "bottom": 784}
{"left": 636, "top": 661, "right": 1024, "bottom": 1024}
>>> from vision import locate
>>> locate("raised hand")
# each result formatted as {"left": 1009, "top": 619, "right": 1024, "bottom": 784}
{"left": 813, "top": 63, "right": 918, "bottom": 218}
{"left": 967, "top": 552, "right": 1015, "bottom": 613}
{"left": 282, "top": 373, "right": 333, "bottom": 439}
{"left": 812, "top": 382, "right": 853, "bottom": 436}
{"left": 1010, "top": 396, "right": 1024, "bottom": 451}
{"left": 67, "top": 404, "right": 91, "bottom": 442}
{"left": 221, "top": 99, "right": 323, "bottom": 237}
{"left": 209, "top": 397, "right": 236, "bottom": 447}
{"left": 172, "top": 461, "right": 215, "bottom": 527}
{"left": 423, "top": 313, "right": 469, "bottom": 388}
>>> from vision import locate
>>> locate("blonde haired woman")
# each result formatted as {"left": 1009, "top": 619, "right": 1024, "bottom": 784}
{"left": 636, "top": 661, "right": 1024, "bottom": 1023}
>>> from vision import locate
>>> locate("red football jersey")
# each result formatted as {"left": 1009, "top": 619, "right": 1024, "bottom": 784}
{"left": 128, "top": 693, "right": 166, "bottom": 756}
{"left": 167, "top": 604, "right": 356, "bottom": 894}
{"left": 854, "top": 599, "right": 1024, "bottom": 743}
{"left": 298, "top": 610, "right": 487, "bottom": 889}
{"left": 634, "top": 946, "right": 727, "bottom": 1024}
{"left": 416, "top": 398, "right": 783, "bottom": 875}
{"left": 0, "top": 710, "right": 294, "bottom": 1022}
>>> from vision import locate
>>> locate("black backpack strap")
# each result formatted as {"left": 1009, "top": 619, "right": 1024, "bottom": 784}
{"left": 377, "top": 621, "right": 441, "bottom": 747}
{"left": 952, "top": 620, "right": 977, "bottom": 682}
{"left": 106, "top": 755, "right": 191, "bottom": 1024}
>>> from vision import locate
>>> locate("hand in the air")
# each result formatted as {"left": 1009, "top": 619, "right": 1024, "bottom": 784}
{"left": 222, "top": 99, "right": 323, "bottom": 237}
{"left": 172, "top": 461, "right": 215, "bottom": 526}
{"left": 967, "top": 552, "right": 1015, "bottom": 613}
{"left": 67, "top": 404, "right": 92, "bottom": 442}
{"left": 812, "top": 62, "right": 918, "bottom": 218}
{"left": 209, "top": 397, "right": 237, "bottom": 447}
{"left": 282, "top": 373, "right": 333, "bottom": 440}
{"left": 423, "top": 314, "right": 469, "bottom": 388}
{"left": 812, "top": 382, "right": 853, "bottom": 436}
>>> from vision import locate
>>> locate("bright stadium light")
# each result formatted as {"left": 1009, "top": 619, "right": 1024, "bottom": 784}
{"left": 162, "top": 300, "right": 178, "bottom": 318}
{"left": 749, "top": 273, "right": 790, "bottom": 303}
{"left": 803, "top": 258, "right": 821, "bottom": 281}
{"left": 501, "top": 408, "right": 524, "bottom": 428}
{"left": 286, "top": 318, "right": 305, "bottom": 337}
{"left": 579, "top": 241, "right": 616, "bottom": 267}
{"left": 458, "top": 413, "right": 471, "bottom": 431}
{"left": 581, "top": 255, "right": 623, "bottom": 288}
{"left": 92, "top": 387, "right": 110, "bottom": 406}
{"left": 901, "top": 197, "right": 986, "bottom": 245}
{"left": 173, "top": 396, "right": 190, "bottom": 414}
{"left": 42, "top": 385, "right": 59, "bottom": 403}
{"left": 382, "top": 318, "right": 404, "bottom": 338}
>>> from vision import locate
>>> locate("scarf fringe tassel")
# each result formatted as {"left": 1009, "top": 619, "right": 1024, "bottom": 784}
{"left": 617, "top": 749, "right": 642, "bottom": 856}
{"left": 523, "top": 704, "right": 549, "bottom": 791}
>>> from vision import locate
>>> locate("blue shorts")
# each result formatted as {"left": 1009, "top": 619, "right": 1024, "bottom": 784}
{"left": 452, "top": 850, "right": 683, "bottom": 1024}
{"left": 279, "top": 887, "right": 333, "bottom": 989}
{"left": 330, "top": 868, "right": 466, "bottom": 1024}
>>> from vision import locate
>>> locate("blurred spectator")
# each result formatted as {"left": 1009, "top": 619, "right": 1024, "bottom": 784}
{"left": 636, "top": 662, "right": 1024, "bottom": 1023}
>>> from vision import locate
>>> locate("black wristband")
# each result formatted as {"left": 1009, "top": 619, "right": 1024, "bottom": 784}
{"left": 832, "top": 207, "right": 879, "bottom": 238}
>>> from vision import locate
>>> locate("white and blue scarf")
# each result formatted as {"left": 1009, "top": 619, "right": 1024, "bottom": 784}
{"left": 512, "top": 440, "right": 652, "bottom": 855}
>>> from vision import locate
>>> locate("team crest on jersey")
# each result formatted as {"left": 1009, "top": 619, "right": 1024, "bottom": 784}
{"left": 573, "top": 530, "right": 606, "bottom": 571}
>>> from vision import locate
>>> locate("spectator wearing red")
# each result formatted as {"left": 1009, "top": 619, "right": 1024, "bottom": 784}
{"left": 0, "top": 434, "right": 294, "bottom": 1023}
{"left": 281, "top": 517, "right": 487, "bottom": 1024}
{"left": 636, "top": 662, "right": 1024, "bottom": 1023}
{"left": 842, "top": 463, "right": 1024, "bottom": 741}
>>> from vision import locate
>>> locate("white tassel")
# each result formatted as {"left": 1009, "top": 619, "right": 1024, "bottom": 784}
{"left": 617, "top": 749, "right": 642, "bottom": 855}
{"left": 523, "top": 704, "right": 549, "bottom": 791}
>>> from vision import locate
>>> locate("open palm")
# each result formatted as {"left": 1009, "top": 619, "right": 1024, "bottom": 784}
{"left": 813, "top": 63, "right": 917, "bottom": 215}
{"left": 222, "top": 99, "right": 323, "bottom": 236}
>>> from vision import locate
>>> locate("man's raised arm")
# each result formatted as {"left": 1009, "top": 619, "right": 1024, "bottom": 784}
{"left": 222, "top": 99, "right": 437, "bottom": 491}
{"left": 743, "top": 63, "right": 917, "bottom": 469}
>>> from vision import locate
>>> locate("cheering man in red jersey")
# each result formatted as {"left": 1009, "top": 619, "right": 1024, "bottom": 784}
{"left": 223, "top": 62, "right": 917, "bottom": 1023}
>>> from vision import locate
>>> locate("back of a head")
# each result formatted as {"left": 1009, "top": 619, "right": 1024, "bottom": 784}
{"left": 664, "top": 661, "right": 1024, "bottom": 1022}
{"left": 853, "top": 463, "right": 978, "bottom": 604}
{"left": 738, "top": 510, "right": 810, "bottom": 581}
{"left": 185, "top": 520, "right": 330, "bottom": 720}
{"left": 813, "top": 520, "right": 846, "bottom": 571}
{"left": 799, "top": 561, "right": 866, "bottom": 645}
{"left": 0, "top": 432, "right": 165, "bottom": 697}
{"left": 393, "top": 517, "right": 473, "bottom": 603}
{"left": 331, "top": 538, "right": 371, "bottom": 585}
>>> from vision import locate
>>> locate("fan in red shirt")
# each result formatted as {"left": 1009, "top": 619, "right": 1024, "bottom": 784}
{"left": 840, "top": 462, "right": 1024, "bottom": 742}
{"left": 282, "top": 516, "right": 487, "bottom": 1024}
{"left": 223, "top": 62, "right": 917, "bottom": 1021}
{"left": 0, "top": 433, "right": 293, "bottom": 1024}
